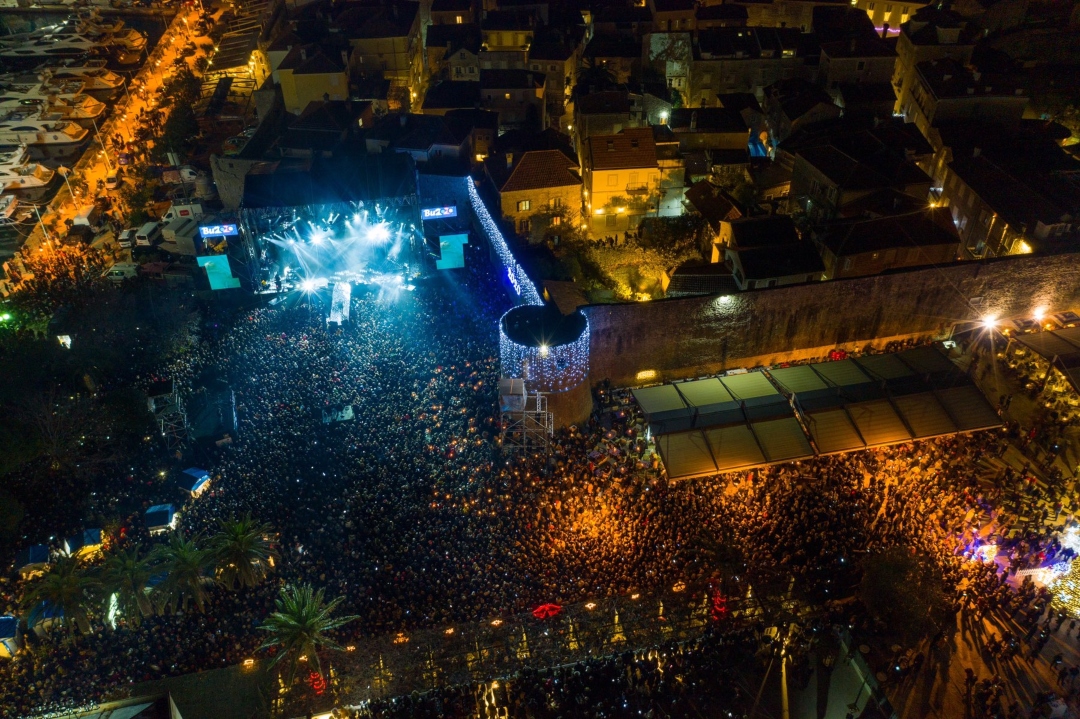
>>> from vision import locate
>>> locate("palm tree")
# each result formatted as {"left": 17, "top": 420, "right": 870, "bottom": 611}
{"left": 22, "top": 555, "right": 98, "bottom": 634}
{"left": 98, "top": 545, "right": 156, "bottom": 626}
{"left": 152, "top": 532, "right": 213, "bottom": 614}
{"left": 208, "top": 514, "right": 279, "bottom": 591}
{"left": 258, "top": 584, "right": 358, "bottom": 683}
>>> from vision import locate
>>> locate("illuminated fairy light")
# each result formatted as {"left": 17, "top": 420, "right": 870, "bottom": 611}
{"left": 499, "top": 312, "right": 590, "bottom": 392}
{"left": 466, "top": 178, "right": 541, "bottom": 306}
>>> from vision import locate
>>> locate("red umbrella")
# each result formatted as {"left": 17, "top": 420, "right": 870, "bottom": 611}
{"left": 532, "top": 603, "right": 563, "bottom": 620}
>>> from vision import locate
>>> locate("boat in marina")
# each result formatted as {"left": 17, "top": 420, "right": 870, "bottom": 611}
{"left": 0, "top": 119, "right": 89, "bottom": 164}
{"left": 37, "top": 63, "right": 125, "bottom": 101}
{"left": 0, "top": 78, "right": 88, "bottom": 109}
{"left": 0, "top": 193, "right": 34, "bottom": 226}
{"left": 0, "top": 145, "right": 57, "bottom": 202}
{"left": 0, "top": 15, "right": 147, "bottom": 69}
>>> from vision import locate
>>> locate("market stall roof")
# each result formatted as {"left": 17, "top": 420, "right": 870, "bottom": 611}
{"left": 846, "top": 399, "right": 912, "bottom": 447}
{"left": 631, "top": 384, "right": 693, "bottom": 433}
{"left": 935, "top": 385, "right": 1003, "bottom": 431}
{"left": 703, "top": 424, "right": 766, "bottom": 472}
{"left": 637, "top": 345, "right": 1002, "bottom": 479}
{"left": 891, "top": 392, "right": 957, "bottom": 438}
{"left": 655, "top": 431, "right": 717, "bottom": 478}
{"left": 1014, "top": 331, "right": 1080, "bottom": 359}
{"left": 805, "top": 408, "right": 865, "bottom": 454}
{"left": 853, "top": 353, "right": 914, "bottom": 382}
{"left": 753, "top": 416, "right": 814, "bottom": 462}
{"left": 896, "top": 345, "right": 957, "bottom": 376}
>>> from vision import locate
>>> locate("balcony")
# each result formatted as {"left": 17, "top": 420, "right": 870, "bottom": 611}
{"left": 626, "top": 184, "right": 649, "bottom": 195}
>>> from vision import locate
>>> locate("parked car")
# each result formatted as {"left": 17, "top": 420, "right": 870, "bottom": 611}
{"left": 104, "top": 172, "right": 119, "bottom": 190}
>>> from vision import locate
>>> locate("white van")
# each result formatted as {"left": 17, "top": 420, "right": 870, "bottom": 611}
{"left": 135, "top": 222, "right": 162, "bottom": 247}
{"left": 161, "top": 203, "right": 204, "bottom": 223}
{"left": 118, "top": 228, "right": 137, "bottom": 249}
{"left": 103, "top": 263, "right": 139, "bottom": 282}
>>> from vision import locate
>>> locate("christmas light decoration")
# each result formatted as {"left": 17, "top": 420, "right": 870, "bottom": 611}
{"left": 466, "top": 179, "right": 542, "bottom": 306}
{"left": 499, "top": 310, "right": 590, "bottom": 392}
{"left": 1050, "top": 560, "right": 1080, "bottom": 617}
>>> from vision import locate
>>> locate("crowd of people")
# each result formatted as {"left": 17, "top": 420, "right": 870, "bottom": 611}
{"left": 354, "top": 631, "right": 758, "bottom": 719}
{"left": 3, "top": 248, "right": 1080, "bottom": 717}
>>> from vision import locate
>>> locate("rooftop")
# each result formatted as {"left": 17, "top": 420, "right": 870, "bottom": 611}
{"left": 426, "top": 23, "right": 482, "bottom": 55}
{"left": 727, "top": 214, "right": 801, "bottom": 249}
{"left": 588, "top": 127, "right": 658, "bottom": 171}
{"left": 480, "top": 69, "right": 545, "bottom": 89}
{"left": 431, "top": 0, "right": 472, "bottom": 12}
{"left": 915, "top": 58, "right": 1027, "bottom": 99}
{"left": 366, "top": 113, "right": 466, "bottom": 151}
{"left": 278, "top": 44, "right": 346, "bottom": 74}
{"left": 734, "top": 243, "right": 826, "bottom": 281}
{"left": 334, "top": 2, "right": 419, "bottom": 40}
{"left": 669, "top": 107, "right": 749, "bottom": 134}
{"left": 481, "top": 9, "right": 537, "bottom": 31}
{"left": 820, "top": 37, "right": 896, "bottom": 59}
{"left": 948, "top": 154, "right": 1070, "bottom": 229}
{"left": 577, "top": 90, "right": 633, "bottom": 115}
{"left": 422, "top": 80, "right": 482, "bottom": 109}
{"left": 684, "top": 180, "right": 744, "bottom": 232}
{"left": 696, "top": 27, "right": 802, "bottom": 61}
{"left": 695, "top": 4, "right": 749, "bottom": 20}
{"left": 820, "top": 207, "right": 961, "bottom": 257}
{"left": 488, "top": 149, "right": 582, "bottom": 193}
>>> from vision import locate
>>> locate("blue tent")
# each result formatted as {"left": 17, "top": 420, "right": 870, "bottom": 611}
{"left": 145, "top": 504, "right": 177, "bottom": 535}
{"left": 63, "top": 529, "right": 103, "bottom": 558}
{"left": 27, "top": 601, "right": 63, "bottom": 635}
{"left": 0, "top": 615, "right": 17, "bottom": 658}
{"left": 179, "top": 468, "right": 211, "bottom": 496}
{"left": 14, "top": 545, "right": 49, "bottom": 577}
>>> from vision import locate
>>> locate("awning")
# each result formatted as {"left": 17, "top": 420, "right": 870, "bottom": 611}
{"left": 753, "top": 416, "right": 813, "bottom": 462}
{"left": 845, "top": 399, "right": 911, "bottom": 447}
{"left": 806, "top": 408, "right": 865, "bottom": 454}
{"left": 890, "top": 392, "right": 956, "bottom": 438}
{"left": 935, "top": 385, "right": 1003, "bottom": 431}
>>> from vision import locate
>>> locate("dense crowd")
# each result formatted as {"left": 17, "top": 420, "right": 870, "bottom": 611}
{"left": 2, "top": 250, "right": 1080, "bottom": 717}
{"left": 354, "top": 631, "right": 758, "bottom": 719}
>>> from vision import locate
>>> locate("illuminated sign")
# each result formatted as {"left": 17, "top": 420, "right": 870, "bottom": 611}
{"left": 507, "top": 266, "right": 521, "bottom": 296}
{"left": 199, "top": 223, "right": 238, "bottom": 238}
{"left": 421, "top": 206, "right": 457, "bottom": 220}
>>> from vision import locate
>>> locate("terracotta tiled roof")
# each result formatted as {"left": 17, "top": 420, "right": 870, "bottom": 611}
{"left": 498, "top": 150, "right": 582, "bottom": 193}
{"left": 588, "top": 128, "right": 658, "bottom": 171}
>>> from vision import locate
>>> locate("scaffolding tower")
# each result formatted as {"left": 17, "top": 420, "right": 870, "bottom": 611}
{"left": 499, "top": 378, "right": 552, "bottom": 452}
{"left": 146, "top": 380, "right": 188, "bottom": 451}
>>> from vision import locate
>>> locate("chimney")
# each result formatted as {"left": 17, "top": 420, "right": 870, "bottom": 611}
{"left": 973, "top": 147, "right": 981, "bottom": 158}
{"left": 506, "top": 152, "right": 513, "bottom": 168}
{"left": 526, "top": 72, "right": 533, "bottom": 86}
{"left": 300, "top": 47, "right": 307, "bottom": 61}
{"left": 341, "top": 50, "right": 349, "bottom": 67}
{"left": 690, "top": 110, "right": 697, "bottom": 130}
{"left": 880, "top": 22, "right": 889, "bottom": 38}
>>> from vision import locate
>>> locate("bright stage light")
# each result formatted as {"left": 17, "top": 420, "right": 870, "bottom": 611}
{"left": 1034, "top": 306, "right": 1047, "bottom": 321}
{"left": 981, "top": 315, "right": 997, "bottom": 330}
{"left": 366, "top": 223, "right": 391, "bottom": 244}
{"left": 300, "top": 278, "right": 319, "bottom": 292}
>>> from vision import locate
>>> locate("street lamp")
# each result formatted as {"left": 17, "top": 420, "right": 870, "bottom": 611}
{"left": 56, "top": 166, "right": 76, "bottom": 203}
{"left": 90, "top": 116, "right": 114, "bottom": 174}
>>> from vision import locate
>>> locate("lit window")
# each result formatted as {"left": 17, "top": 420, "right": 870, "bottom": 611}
{"left": 505, "top": 92, "right": 511, "bottom": 100}
{"left": 455, "top": 15, "right": 463, "bottom": 23}
{"left": 552, "top": 216, "right": 562, "bottom": 226}
{"left": 517, "top": 200, "right": 531, "bottom": 211}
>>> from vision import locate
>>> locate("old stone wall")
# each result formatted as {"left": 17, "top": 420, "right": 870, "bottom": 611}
{"left": 583, "top": 253, "right": 1080, "bottom": 388}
